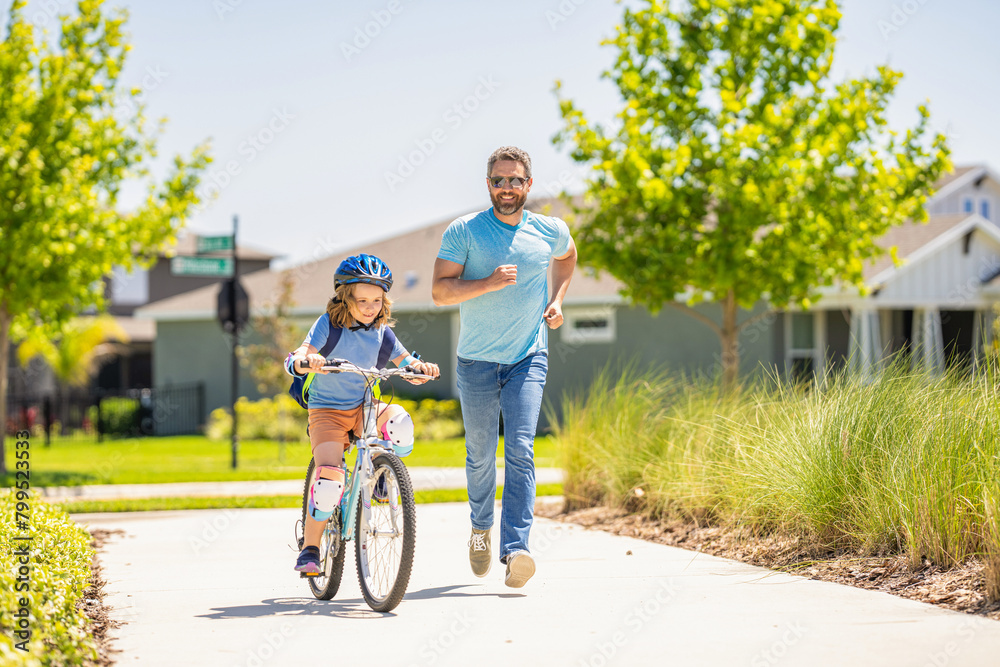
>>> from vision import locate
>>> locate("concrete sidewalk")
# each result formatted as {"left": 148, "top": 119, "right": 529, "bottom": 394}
{"left": 77, "top": 503, "right": 1000, "bottom": 667}
{"left": 39, "top": 467, "right": 564, "bottom": 500}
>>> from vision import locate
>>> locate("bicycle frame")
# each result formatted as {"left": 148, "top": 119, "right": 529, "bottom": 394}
{"left": 315, "top": 360, "right": 431, "bottom": 544}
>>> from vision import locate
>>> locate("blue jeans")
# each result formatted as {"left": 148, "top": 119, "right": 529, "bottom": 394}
{"left": 456, "top": 351, "right": 548, "bottom": 561}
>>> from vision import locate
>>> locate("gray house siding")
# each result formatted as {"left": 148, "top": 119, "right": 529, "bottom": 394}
{"left": 152, "top": 312, "right": 456, "bottom": 421}
{"left": 151, "top": 301, "right": 782, "bottom": 432}
{"left": 154, "top": 320, "right": 262, "bottom": 424}
{"left": 542, "top": 303, "right": 780, "bottom": 430}
{"left": 390, "top": 310, "right": 453, "bottom": 401}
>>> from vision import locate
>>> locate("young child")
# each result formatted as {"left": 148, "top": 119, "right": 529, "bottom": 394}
{"left": 284, "top": 253, "right": 439, "bottom": 574}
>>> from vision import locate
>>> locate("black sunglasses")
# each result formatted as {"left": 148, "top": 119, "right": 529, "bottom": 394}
{"left": 488, "top": 176, "right": 529, "bottom": 190}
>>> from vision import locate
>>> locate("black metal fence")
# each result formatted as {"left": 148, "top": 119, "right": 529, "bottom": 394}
{"left": 6, "top": 383, "right": 204, "bottom": 442}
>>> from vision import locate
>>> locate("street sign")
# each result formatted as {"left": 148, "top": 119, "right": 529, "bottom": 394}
{"left": 196, "top": 235, "right": 234, "bottom": 253}
{"left": 170, "top": 256, "right": 234, "bottom": 277}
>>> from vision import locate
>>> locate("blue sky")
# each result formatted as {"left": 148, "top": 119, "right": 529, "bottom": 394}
{"left": 16, "top": 0, "right": 1000, "bottom": 268}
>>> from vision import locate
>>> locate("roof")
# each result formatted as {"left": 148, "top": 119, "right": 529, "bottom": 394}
{"left": 113, "top": 315, "right": 156, "bottom": 342}
{"left": 863, "top": 213, "right": 970, "bottom": 279}
{"left": 931, "top": 165, "right": 982, "bottom": 195}
{"left": 137, "top": 197, "right": 623, "bottom": 320}
{"left": 137, "top": 165, "right": 1000, "bottom": 320}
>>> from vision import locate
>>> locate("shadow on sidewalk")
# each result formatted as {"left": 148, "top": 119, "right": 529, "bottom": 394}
{"left": 198, "top": 586, "right": 523, "bottom": 620}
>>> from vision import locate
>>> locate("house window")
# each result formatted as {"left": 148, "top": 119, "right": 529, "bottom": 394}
{"left": 110, "top": 266, "right": 149, "bottom": 305}
{"left": 963, "top": 198, "right": 974, "bottom": 214}
{"left": 981, "top": 199, "right": 991, "bottom": 221}
{"left": 785, "top": 311, "right": 826, "bottom": 381}
{"left": 562, "top": 307, "right": 616, "bottom": 344}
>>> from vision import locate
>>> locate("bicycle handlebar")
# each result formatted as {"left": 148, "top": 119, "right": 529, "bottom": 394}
{"left": 297, "top": 358, "right": 436, "bottom": 382}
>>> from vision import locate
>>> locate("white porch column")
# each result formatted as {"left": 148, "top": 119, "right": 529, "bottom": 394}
{"left": 911, "top": 307, "right": 945, "bottom": 374}
{"left": 849, "top": 307, "right": 882, "bottom": 376}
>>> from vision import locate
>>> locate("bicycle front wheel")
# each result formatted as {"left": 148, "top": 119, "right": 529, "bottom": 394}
{"left": 301, "top": 457, "right": 346, "bottom": 600}
{"left": 355, "top": 453, "right": 416, "bottom": 612}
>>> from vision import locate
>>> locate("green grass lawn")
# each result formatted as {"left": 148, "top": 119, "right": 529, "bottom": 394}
{"left": 3, "top": 434, "right": 560, "bottom": 487}
{"left": 54, "top": 483, "right": 565, "bottom": 513}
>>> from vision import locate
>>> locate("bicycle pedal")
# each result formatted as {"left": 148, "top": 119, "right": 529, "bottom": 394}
{"left": 299, "top": 571, "right": 320, "bottom": 578}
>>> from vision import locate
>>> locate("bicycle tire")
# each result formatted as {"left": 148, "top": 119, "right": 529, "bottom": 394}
{"left": 355, "top": 452, "right": 416, "bottom": 612}
{"left": 301, "top": 457, "right": 346, "bottom": 600}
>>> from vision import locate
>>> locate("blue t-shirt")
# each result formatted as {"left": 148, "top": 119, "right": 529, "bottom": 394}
{"left": 437, "top": 208, "right": 572, "bottom": 364}
{"left": 302, "top": 315, "right": 406, "bottom": 410}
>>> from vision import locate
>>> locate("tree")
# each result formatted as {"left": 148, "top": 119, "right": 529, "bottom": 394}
{"left": 0, "top": 0, "right": 211, "bottom": 471}
{"left": 17, "top": 315, "right": 128, "bottom": 387}
{"left": 553, "top": 0, "right": 950, "bottom": 388}
{"left": 239, "top": 272, "right": 306, "bottom": 396}
{"left": 17, "top": 315, "right": 127, "bottom": 434}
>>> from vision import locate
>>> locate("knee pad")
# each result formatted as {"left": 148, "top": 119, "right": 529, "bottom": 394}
{"left": 380, "top": 411, "right": 415, "bottom": 455}
{"left": 308, "top": 466, "right": 344, "bottom": 521}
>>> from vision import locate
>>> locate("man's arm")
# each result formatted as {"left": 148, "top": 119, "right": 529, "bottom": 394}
{"left": 543, "top": 238, "right": 578, "bottom": 329}
{"left": 431, "top": 257, "right": 518, "bottom": 307}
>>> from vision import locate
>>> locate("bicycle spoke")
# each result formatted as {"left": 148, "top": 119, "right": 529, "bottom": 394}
{"left": 356, "top": 454, "right": 415, "bottom": 611}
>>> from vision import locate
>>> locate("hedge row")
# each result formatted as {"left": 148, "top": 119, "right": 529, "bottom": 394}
{"left": 206, "top": 393, "right": 464, "bottom": 441}
{"left": 1, "top": 491, "right": 97, "bottom": 666}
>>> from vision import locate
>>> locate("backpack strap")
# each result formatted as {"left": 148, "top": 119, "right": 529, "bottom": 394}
{"left": 290, "top": 321, "right": 343, "bottom": 410}
{"left": 318, "top": 324, "right": 342, "bottom": 358}
{"left": 376, "top": 327, "right": 398, "bottom": 369}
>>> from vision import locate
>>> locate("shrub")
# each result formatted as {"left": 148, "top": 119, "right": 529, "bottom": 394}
{"left": 206, "top": 395, "right": 464, "bottom": 441}
{"left": 206, "top": 394, "right": 307, "bottom": 442}
{"left": 0, "top": 491, "right": 98, "bottom": 665}
{"left": 88, "top": 396, "right": 140, "bottom": 437}
{"left": 395, "top": 398, "right": 464, "bottom": 440}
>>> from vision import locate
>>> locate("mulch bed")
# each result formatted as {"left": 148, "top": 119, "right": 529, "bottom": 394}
{"left": 537, "top": 503, "right": 1000, "bottom": 621}
{"left": 79, "top": 529, "right": 124, "bottom": 667}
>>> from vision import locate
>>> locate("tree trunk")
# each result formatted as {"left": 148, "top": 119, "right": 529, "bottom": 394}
{"left": 0, "top": 304, "right": 10, "bottom": 475}
{"left": 720, "top": 290, "right": 740, "bottom": 391}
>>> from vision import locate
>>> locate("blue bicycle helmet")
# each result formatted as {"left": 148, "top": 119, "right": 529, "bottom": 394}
{"left": 334, "top": 254, "right": 393, "bottom": 292}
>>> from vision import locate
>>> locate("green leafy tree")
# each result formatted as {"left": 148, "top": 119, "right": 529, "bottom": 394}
{"left": 17, "top": 315, "right": 127, "bottom": 434}
{"left": 0, "top": 0, "right": 211, "bottom": 470}
{"left": 17, "top": 315, "right": 128, "bottom": 387}
{"left": 554, "top": 0, "right": 949, "bottom": 387}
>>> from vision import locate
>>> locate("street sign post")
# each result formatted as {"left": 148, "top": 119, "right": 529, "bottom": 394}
{"left": 170, "top": 256, "right": 234, "bottom": 277}
{"left": 197, "top": 235, "right": 234, "bottom": 253}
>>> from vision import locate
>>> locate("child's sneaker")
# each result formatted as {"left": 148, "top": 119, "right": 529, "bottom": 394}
{"left": 295, "top": 546, "right": 321, "bottom": 575}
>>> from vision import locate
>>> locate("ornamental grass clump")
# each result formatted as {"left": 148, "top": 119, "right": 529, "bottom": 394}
{"left": 554, "top": 361, "right": 1000, "bottom": 600}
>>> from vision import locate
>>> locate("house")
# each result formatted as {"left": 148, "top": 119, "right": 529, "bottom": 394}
{"left": 792, "top": 165, "right": 1000, "bottom": 378}
{"left": 4, "top": 232, "right": 276, "bottom": 436}
{"left": 136, "top": 166, "right": 999, "bottom": 428}
{"left": 95, "top": 232, "right": 276, "bottom": 391}
{"left": 135, "top": 198, "right": 775, "bottom": 427}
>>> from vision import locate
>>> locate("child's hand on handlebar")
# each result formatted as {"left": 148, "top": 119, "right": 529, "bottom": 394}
{"left": 297, "top": 353, "right": 331, "bottom": 374}
{"left": 406, "top": 360, "right": 440, "bottom": 384}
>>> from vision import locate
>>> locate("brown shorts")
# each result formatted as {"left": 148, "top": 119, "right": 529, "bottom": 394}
{"left": 308, "top": 407, "right": 364, "bottom": 453}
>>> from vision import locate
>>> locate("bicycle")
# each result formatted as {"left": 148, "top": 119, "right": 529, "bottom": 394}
{"left": 294, "top": 358, "right": 434, "bottom": 612}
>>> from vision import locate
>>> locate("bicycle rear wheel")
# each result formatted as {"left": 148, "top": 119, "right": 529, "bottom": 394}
{"left": 301, "top": 457, "right": 346, "bottom": 600}
{"left": 355, "top": 453, "right": 416, "bottom": 612}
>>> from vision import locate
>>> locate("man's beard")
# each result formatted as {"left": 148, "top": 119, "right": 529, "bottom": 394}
{"left": 490, "top": 189, "right": 527, "bottom": 216}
